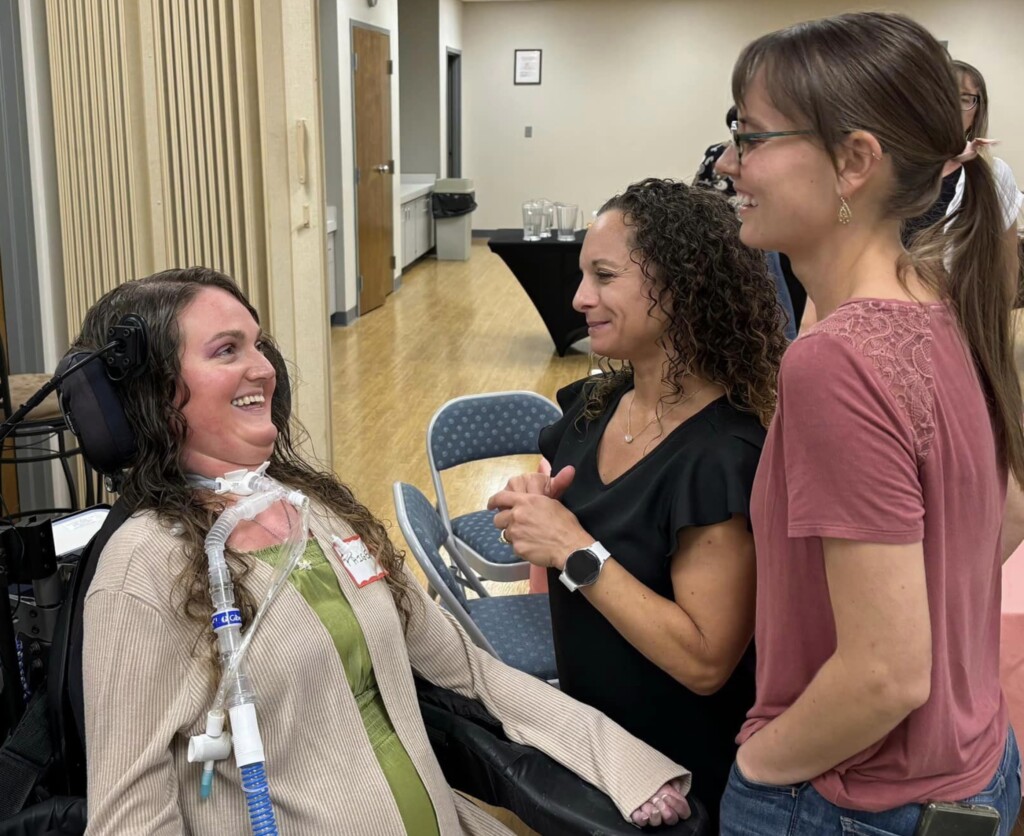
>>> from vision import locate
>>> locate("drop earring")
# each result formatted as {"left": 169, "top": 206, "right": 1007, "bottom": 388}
{"left": 838, "top": 195, "right": 853, "bottom": 225}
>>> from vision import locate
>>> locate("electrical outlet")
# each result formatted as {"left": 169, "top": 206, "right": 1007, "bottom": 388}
{"left": 524, "top": 126, "right": 533, "bottom": 138}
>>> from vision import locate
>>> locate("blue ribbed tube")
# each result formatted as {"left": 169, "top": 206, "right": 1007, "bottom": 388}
{"left": 240, "top": 762, "right": 278, "bottom": 835}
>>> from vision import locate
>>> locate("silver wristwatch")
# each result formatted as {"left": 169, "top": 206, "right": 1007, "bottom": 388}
{"left": 558, "top": 541, "right": 611, "bottom": 592}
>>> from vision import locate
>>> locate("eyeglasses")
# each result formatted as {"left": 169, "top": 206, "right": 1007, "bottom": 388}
{"left": 960, "top": 93, "right": 980, "bottom": 112}
{"left": 729, "top": 121, "right": 815, "bottom": 164}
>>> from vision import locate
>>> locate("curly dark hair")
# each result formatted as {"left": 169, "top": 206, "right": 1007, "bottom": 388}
{"left": 581, "top": 178, "right": 787, "bottom": 428}
{"left": 71, "top": 267, "right": 414, "bottom": 678}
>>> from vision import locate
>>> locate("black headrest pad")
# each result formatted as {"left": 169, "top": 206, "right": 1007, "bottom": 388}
{"left": 57, "top": 353, "right": 137, "bottom": 476}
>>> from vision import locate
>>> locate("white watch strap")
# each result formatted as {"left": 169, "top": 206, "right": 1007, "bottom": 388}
{"left": 558, "top": 541, "right": 609, "bottom": 592}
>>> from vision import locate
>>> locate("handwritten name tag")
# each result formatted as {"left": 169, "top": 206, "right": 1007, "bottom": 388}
{"left": 332, "top": 535, "right": 388, "bottom": 587}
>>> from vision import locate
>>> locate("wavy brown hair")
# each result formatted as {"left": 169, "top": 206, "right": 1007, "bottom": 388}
{"left": 71, "top": 267, "right": 414, "bottom": 675}
{"left": 582, "top": 178, "right": 787, "bottom": 428}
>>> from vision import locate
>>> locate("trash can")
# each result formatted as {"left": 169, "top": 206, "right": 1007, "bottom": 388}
{"left": 432, "top": 178, "right": 476, "bottom": 261}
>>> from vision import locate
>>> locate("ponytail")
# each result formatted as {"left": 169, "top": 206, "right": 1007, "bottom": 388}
{"left": 944, "top": 157, "right": 1024, "bottom": 486}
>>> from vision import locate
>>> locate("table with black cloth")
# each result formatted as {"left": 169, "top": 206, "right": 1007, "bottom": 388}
{"left": 487, "top": 229, "right": 588, "bottom": 356}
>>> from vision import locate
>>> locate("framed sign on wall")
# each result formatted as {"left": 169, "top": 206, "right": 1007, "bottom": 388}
{"left": 514, "top": 49, "right": 542, "bottom": 85}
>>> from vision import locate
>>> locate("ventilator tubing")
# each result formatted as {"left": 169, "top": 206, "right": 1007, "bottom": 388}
{"left": 185, "top": 466, "right": 310, "bottom": 836}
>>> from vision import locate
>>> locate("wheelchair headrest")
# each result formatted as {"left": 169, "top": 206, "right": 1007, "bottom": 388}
{"left": 56, "top": 352, "right": 137, "bottom": 477}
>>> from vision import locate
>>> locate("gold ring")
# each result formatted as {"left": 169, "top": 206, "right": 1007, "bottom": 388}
{"left": 498, "top": 529, "right": 509, "bottom": 545}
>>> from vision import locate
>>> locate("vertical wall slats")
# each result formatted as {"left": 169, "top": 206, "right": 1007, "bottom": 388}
{"left": 106, "top": 0, "right": 136, "bottom": 283}
{"left": 234, "top": 0, "right": 263, "bottom": 305}
{"left": 81, "top": 4, "right": 107, "bottom": 299}
{"left": 47, "top": 0, "right": 269, "bottom": 331}
{"left": 218, "top": 0, "right": 243, "bottom": 287}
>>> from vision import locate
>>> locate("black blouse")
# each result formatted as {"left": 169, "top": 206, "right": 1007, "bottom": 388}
{"left": 539, "top": 377, "right": 764, "bottom": 818}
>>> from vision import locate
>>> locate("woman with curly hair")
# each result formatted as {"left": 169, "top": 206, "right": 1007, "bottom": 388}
{"left": 78, "top": 267, "right": 694, "bottom": 834}
{"left": 488, "top": 178, "right": 787, "bottom": 824}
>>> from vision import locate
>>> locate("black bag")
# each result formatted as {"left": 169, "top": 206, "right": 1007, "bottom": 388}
{"left": 431, "top": 192, "right": 477, "bottom": 218}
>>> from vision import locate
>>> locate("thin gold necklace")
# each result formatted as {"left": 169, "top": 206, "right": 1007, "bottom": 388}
{"left": 624, "top": 383, "right": 709, "bottom": 444}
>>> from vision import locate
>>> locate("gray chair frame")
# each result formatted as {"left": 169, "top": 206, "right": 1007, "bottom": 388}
{"left": 426, "top": 391, "right": 561, "bottom": 583}
{"left": 393, "top": 481, "right": 557, "bottom": 682}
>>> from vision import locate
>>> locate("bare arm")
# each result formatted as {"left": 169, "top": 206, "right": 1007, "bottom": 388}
{"left": 579, "top": 515, "right": 756, "bottom": 695}
{"left": 737, "top": 538, "right": 931, "bottom": 785}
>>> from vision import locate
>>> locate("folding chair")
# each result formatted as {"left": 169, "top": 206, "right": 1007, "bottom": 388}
{"left": 393, "top": 481, "right": 557, "bottom": 681}
{"left": 426, "top": 391, "right": 561, "bottom": 583}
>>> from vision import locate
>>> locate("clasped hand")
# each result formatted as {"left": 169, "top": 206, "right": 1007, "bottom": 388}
{"left": 486, "top": 466, "right": 589, "bottom": 570}
{"left": 630, "top": 778, "right": 691, "bottom": 827}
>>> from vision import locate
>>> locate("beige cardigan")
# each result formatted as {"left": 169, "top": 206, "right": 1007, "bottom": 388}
{"left": 83, "top": 507, "right": 689, "bottom": 835}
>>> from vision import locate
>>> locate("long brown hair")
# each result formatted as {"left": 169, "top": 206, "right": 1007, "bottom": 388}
{"left": 582, "top": 178, "right": 787, "bottom": 429}
{"left": 72, "top": 267, "right": 414, "bottom": 673}
{"left": 732, "top": 12, "right": 1024, "bottom": 486}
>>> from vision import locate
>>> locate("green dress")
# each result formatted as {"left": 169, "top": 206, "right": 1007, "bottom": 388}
{"left": 254, "top": 539, "right": 439, "bottom": 835}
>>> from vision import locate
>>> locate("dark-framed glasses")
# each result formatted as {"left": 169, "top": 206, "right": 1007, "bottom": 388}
{"left": 960, "top": 93, "right": 980, "bottom": 112}
{"left": 729, "top": 121, "right": 815, "bottom": 164}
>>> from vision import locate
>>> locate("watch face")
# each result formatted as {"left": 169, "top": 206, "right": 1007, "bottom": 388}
{"left": 565, "top": 549, "right": 602, "bottom": 587}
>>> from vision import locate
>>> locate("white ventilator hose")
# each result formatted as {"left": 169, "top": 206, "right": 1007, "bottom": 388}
{"left": 185, "top": 466, "right": 310, "bottom": 808}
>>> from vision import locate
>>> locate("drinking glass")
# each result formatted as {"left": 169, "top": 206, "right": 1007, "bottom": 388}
{"left": 539, "top": 200, "right": 555, "bottom": 238}
{"left": 522, "top": 202, "right": 542, "bottom": 241}
{"left": 556, "top": 203, "right": 581, "bottom": 241}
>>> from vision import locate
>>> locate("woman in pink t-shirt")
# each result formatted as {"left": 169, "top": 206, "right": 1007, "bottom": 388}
{"left": 715, "top": 11, "right": 1024, "bottom": 836}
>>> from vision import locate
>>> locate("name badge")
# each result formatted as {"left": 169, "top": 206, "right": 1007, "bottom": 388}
{"left": 332, "top": 535, "right": 388, "bottom": 587}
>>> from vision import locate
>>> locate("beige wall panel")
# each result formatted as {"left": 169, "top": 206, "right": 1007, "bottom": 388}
{"left": 45, "top": 0, "right": 332, "bottom": 468}
{"left": 256, "top": 0, "right": 332, "bottom": 467}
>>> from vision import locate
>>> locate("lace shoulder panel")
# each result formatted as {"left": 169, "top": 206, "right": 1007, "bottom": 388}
{"left": 808, "top": 301, "right": 935, "bottom": 463}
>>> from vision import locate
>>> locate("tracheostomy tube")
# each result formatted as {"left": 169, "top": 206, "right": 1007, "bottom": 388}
{"left": 185, "top": 464, "right": 310, "bottom": 835}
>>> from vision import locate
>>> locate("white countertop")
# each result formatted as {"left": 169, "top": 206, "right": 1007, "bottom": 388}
{"left": 400, "top": 182, "right": 433, "bottom": 203}
{"left": 400, "top": 173, "right": 436, "bottom": 204}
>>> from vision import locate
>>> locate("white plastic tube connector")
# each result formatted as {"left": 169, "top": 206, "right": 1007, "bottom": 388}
{"left": 187, "top": 704, "right": 231, "bottom": 762}
{"left": 228, "top": 703, "right": 266, "bottom": 768}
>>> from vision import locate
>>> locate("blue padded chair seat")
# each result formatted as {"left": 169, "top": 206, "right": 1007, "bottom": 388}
{"left": 451, "top": 509, "right": 523, "bottom": 565}
{"left": 464, "top": 594, "right": 557, "bottom": 681}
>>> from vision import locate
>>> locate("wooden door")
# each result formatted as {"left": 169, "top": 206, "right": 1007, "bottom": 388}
{"left": 353, "top": 26, "right": 394, "bottom": 314}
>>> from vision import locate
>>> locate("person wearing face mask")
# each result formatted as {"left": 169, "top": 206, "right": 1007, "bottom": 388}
{"left": 488, "top": 178, "right": 788, "bottom": 826}
{"left": 76, "top": 267, "right": 694, "bottom": 835}
{"left": 714, "top": 13, "right": 1023, "bottom": 835}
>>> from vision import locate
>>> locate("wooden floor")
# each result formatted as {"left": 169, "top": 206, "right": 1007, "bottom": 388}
{"left": 329, "top": 240, "right": 589, "bottom": 576}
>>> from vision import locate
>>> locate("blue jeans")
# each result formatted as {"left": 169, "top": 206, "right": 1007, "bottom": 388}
{"left": 720, "top": 729, "right": 1021, "bottom": 835}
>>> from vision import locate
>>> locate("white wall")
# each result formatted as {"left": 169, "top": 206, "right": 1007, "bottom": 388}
{"left": 439, "top": 0, "right": 463, "bottom": 177}
{"left": 462, "top": 0, "right": 1024, "bottom": 229}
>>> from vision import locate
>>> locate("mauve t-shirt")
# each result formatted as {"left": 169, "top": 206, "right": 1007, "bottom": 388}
{"left": 741, "top": 298, "right": 1009, "bottom": 811}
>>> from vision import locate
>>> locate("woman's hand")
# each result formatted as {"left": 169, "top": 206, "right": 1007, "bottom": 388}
{"left": 487, "top": 467, "right": 589, "bottom": 569}
{"left": 630, "top": 779, "right": 691, "bottom": 827}
{"left": 498, "top": 464, "right": 575, "bottom": 499}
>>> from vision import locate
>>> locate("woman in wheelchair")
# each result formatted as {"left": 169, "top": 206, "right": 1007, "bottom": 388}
{"left": 73, "top": 267, "right": 692, "bottom": 835}
{"left": 488, "top": 178, "right": 788, "bottom": 825}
